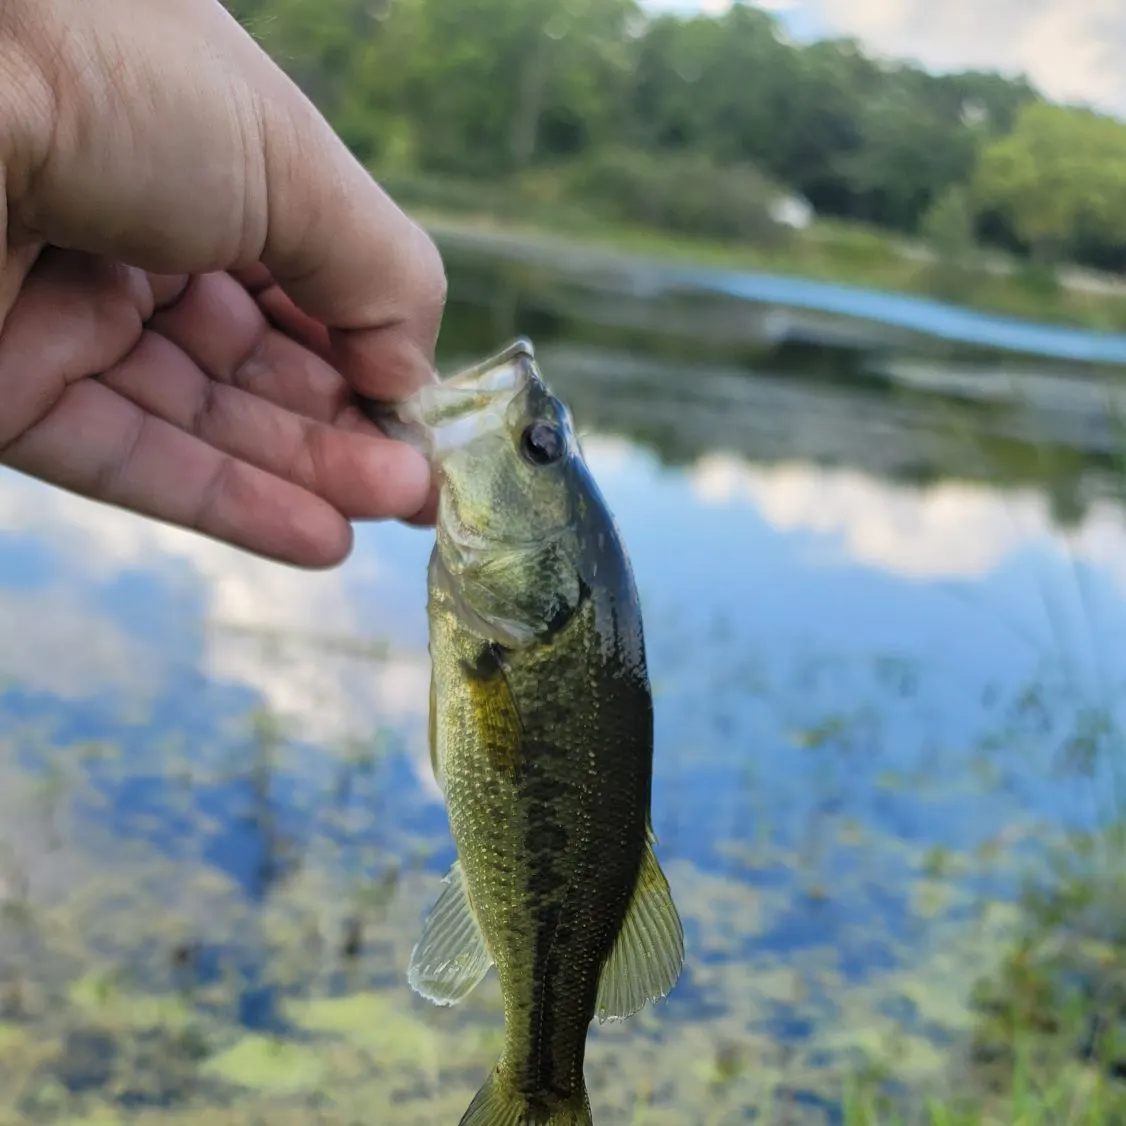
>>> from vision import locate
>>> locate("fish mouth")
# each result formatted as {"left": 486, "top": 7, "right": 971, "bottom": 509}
{"left": 360, "top": 338, "right": 541, "bottom": 462}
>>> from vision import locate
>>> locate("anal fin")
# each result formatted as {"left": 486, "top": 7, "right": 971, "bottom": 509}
{"left": 408, "top": 860, "right": 494, "bottom": 1005}
{"left": 595, "top": 833, "right": 684, "bottom": 1023}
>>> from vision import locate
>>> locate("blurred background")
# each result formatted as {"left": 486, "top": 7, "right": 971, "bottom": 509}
{"left": 3, "top": 0, "right": 1126, "bottom": 1123}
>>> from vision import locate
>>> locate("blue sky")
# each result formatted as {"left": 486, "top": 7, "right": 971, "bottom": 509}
{"left": 640, "top": 0, "right": 1126, "bottom": 117}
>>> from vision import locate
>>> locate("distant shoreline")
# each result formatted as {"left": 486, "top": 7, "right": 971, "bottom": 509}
{"left": 411, "top": 206, "right": 1126, "bottom": 337}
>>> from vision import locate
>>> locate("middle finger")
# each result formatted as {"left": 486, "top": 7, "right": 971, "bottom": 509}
{"left": 147, "top": 270, "right": 351, "bottom": 423}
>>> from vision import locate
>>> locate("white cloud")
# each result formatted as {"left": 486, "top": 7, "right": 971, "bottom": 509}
{"left": 643, "top": 0, "right": 1126, "bottom": 117}
{"left": 689, "top": 453, "right": 1126, "bottom": 590}
{"left": 641, "top": 0, "right": 734, "bottom": 14}
{"left": 811, "top": 0, "right": 1126, "bottom": 115}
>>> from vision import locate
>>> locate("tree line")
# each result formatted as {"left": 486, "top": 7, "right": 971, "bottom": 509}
{"left": 225, "top": 0, "right": 1126, "bottom": 272}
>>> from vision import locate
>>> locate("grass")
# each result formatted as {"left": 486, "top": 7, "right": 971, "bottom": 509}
{"left": 379, "top": 171, "right": 1126, "bottom": 334}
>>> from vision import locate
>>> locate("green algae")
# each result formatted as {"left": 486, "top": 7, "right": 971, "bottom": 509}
{"left": 201, "top": 1035, "right": 326, "bottom": 1093}
{"left": 911, "top": 877, "right": 960, "bottom": 920}
{"left": 285, "top": 992, "right": 438, "bottom": 1067}
{"left": 67, "top": 974, "right": 191, "bottom": 1031}
{"left": 50, "top": 1113, "right": 125, "bottom": 1126}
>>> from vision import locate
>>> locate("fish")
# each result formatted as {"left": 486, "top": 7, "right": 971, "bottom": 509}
{"left": 367, "top": 339, "right": 684, "bottom": 1126}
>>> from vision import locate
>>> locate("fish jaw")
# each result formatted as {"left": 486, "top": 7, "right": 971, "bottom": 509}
{"left": 358, "top": 338, "right": 540, "bottom": 464}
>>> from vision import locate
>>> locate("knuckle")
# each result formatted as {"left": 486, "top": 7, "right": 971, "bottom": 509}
{"left": 286, "top": 419, "right": 327, "bottom": 494}
{"left": 192, "top": 456, "right": 237, "bottom": 533}
{"left": 91, "top": 407, "right": 146, "bottom": 500}
{"left": 229, "top": 330, "right": 270, "bottom": 391}
{"left": 405, "top": 225, "right": 448, "bottom": 320}
{"left": 187, "top": 377, "right": 223, "bottom": 440}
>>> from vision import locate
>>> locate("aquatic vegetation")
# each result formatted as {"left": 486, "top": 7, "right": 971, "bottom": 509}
{"left": 0, "top": 643, "right": 1115, "bottom": 1124}
{"left": 202, "top": 1036, "right": 326, "bottom": 1093}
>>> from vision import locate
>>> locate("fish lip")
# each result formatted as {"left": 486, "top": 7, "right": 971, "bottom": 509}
{"left": 358, "top": 337, "right": 543, "bottom": 462}
{"left": 444, "top": 337, "right": 537, "bottom": 391}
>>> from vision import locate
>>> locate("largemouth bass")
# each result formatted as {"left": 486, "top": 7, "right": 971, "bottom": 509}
{"left": 369, "top": 340, "right": 684, "bottom": 1126}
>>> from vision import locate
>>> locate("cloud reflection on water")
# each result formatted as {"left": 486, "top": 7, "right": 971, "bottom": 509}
{"left": 0, "top": 469, "right": 433, "bottom": 749}
{"left": 6, "top": 425, "right": 1126, "bottom": 734}
{"left": 690, "top": 454, "right": 1045, "bottom": 579}
{"left": 689, "top": 451, "right": 1126, "bottom": 658}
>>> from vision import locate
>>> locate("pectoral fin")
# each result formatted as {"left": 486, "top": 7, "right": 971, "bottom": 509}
{"left": 408, "top": 860, "right": 494, "bottom": 1005}
{"left": 595, "top": 834, "right": 684, "bottom": 1023}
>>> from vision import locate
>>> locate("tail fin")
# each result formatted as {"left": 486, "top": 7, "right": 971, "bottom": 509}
{"left": 459, "top": 1068, "right": 593, "bottom": 1126}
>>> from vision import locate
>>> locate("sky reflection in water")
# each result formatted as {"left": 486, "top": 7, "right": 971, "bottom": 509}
{"left": 0, "top": 387, "right": 1123, "bottom": 866}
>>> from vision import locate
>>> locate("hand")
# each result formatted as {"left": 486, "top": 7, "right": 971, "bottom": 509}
{"left": 0, "top": 0, "right": 446, "bottom": 568}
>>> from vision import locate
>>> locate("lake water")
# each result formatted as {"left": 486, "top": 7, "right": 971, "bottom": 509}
{"left": 2, "top": 244, "right": 1126, "bottom": 1124}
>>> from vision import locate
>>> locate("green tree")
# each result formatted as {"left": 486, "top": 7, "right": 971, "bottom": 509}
{"left": 358, "top": 0, "right": 640, "bottom": 175}
{"left": 771, "top": 38, "right": 878, "bottom": 215}
{"left": 224, "top": 0, "right": 1126, "bottom": 268}
{"left": 972, "top": 102, "right": 1126, "bottom": 261}
{"left": 627, "top": 5, "right": 797, "bottom": 166}
{"left": 832, "top": 66, "right": 997, "bottom": 232}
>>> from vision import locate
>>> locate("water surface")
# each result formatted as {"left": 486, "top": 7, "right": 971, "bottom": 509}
{"left": 1, "top": 250, "right": 1125, "bottom": 1123}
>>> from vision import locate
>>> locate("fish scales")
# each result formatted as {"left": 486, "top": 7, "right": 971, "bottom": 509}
{"left": 433, "top": 548, "right": 651, "bottom": 1098}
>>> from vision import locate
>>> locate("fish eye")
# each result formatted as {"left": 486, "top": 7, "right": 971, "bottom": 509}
{"left": 520, "top": 421, "right": 565, "bottom": 467}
